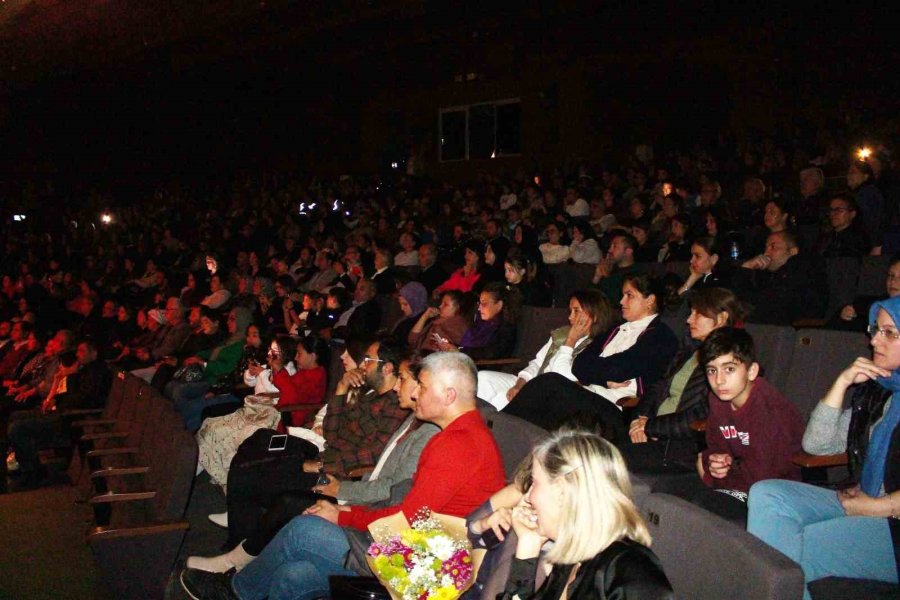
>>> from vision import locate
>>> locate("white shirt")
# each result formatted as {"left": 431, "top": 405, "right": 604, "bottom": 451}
{"left": 518, "top": 335, "right": 591, "bottom": 383}
{"left": 565, "top": 198, "right": 590, "bottom": 217}
{"left": 539, "top": 243, "right": 571, "bottom": 265}
{"left": 590, "top": 314, "right": 657, "bottom": 407}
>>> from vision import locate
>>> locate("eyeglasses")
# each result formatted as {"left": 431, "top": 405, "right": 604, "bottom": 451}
{"left": 828, "top": 207, "right": 850, "bottom": 214}
{"left": 362, "top": 357, "right": 384, "bottom": 365}
{"left": 867, "top": 325, "right": 900, "bottom": 340}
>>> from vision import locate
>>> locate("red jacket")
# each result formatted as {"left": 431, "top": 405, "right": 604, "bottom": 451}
{"left": 338, "top": 409, "right": 505, "bottom": 530}
{"left": 272, "top": 366, "right": 326, "bottom": 427}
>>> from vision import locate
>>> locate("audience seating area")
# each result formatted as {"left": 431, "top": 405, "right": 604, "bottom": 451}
{"left": 68, "top": 373, "right": 197, "bottom": 599}
{"left": 29, "top": 300, "right": 879, "bottom": 599}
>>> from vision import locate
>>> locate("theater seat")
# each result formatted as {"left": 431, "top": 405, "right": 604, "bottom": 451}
{"left": 642, "top": 493, "right": 804, "bottom": 600}
{"left": 784, "top": 329, "right": 870, "bottom": 421}
{"left": 808, "top": 576, "right": 899, "bottom": 600}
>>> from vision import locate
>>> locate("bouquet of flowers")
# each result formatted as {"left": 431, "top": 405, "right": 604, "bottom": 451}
{"left": 366, "top": 508, "right": 485, "bottom": 600}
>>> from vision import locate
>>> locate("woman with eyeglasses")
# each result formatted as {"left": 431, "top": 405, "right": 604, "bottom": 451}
{"left": 748, "top": 296, "right": 900, "bottom": 597}
{"left": 197, "top": 334, "right": 299, "bottom": 489}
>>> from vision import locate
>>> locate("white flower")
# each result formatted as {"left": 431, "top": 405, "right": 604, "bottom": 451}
{"left": 426, "top": 535, "right": 457, "bottom": 561}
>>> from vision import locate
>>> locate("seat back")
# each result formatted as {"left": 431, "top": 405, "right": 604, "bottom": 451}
{"left": 784, "top": 328, "right": 870, "bottom": 420}
{"left": 485, "top": 411, "right": 548, "bottom": 480}
{"left": 642, "top": 493, "right": 804, "bottom": 600}
{"left": 825, "top": 256, "right": 861, "bottom": 319}
{"left": 744, "top": 323, "right": 796, "bottom": 392}
{"left": 857, "top": 255, "right": 892, "bottom": 297}
{"left": 103, "top": 371, "right": 130, "bottom": 419}
{"left": 511, "top": 306, "right": 569, "bottom": 362}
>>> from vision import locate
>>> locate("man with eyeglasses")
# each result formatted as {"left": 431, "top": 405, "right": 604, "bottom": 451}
{"left": 734, "top": 231, "right": 828, "bottom": 325}
{"left": 303, "top": 340, "right": 407, "bottom": 476}
{"left": 817, "top": 194, "right": 872, "bottom": 258}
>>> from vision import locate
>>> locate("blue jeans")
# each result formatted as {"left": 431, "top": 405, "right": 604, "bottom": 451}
{"left": 232, "top": 515, "right": 355, "bottom": 600}
{"left": 164, "top": 380, "right": 212, "bottom": 431}
{"left": 747, "top": 479, "right": 898, "bottom": 600}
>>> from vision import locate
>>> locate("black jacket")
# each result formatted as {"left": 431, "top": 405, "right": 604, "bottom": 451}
{"left": 637, "top": 344, "right": 709, "bottom": 441}
{"left": 571, "top": 316, "right": 679, "bottom": 398}
{"left": 55, "top": 360, "right": 113, "bottom": 412}
{"left": 844, "top": 380, "right": 900, "bottom": 571}
{"left": 733, "top": 254, "right": 828, "bottom": 325}
{"left": 461, "top": 319, "right": 517, "bottom": 360}
{"left": 499, "top": 539, "right": 674, "bottom": 600}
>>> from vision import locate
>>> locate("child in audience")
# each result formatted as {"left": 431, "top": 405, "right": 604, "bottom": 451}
{"left": 662, "top": 327, "right": 803, "bottom": 525}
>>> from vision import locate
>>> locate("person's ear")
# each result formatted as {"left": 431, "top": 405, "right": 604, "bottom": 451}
{"left": 381, "top": 361, "right": 395, "bottom": 378}
{"left": 747, "top": 362, "right": 760, "bottom": 381}
{"left": 714, "top": 311, "right": 729, "bottom": 328}
{"left": 788, "top": 245, "right": 799, "bottom": 257}
{"left": 709, "top": 253, "right": 719, "bottom": 267}
{"left": 444, "top": 385, "right": 458, "bottom": 406}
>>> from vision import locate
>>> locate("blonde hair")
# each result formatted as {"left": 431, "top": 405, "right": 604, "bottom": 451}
{"left": 533, "top": 429, "right": 651, "bottom": 564}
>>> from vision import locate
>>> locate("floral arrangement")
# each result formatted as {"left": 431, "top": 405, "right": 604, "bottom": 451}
{"left": 367, "top": 508, "right": 479, "bottom": 600}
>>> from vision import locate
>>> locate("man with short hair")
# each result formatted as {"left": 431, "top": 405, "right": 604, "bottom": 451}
{"left": 734, "top": 231, "right": 828, "bottom": 325}
{"left": 181, "top": 352, "right": 505, "bottom": 600}
{"left": 415, "top": 243, "right": 447, "bottom": 294}
{"left": 370, "top": 247, "right": 397, "bottom": 295}
{"left": 332, "top": 279, "right": 381, "bottom": 340}
{"left": 591, "top": 233, "right": 643, "bottom": 304}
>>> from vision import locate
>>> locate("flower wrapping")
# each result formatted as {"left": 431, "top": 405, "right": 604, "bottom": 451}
{"left": 366, "top": 508, "right": 486, "bottom": 600}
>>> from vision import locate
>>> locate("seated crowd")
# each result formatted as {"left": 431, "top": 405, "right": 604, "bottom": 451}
{"left": 0, "top": 139, "right": 898, "bottom": 599}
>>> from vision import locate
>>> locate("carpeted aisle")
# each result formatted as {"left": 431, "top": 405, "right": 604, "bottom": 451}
{"left": 0, "top": 484, "right": 113, "bottom": 600}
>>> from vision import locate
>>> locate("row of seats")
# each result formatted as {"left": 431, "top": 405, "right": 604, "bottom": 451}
{"left": 65, "top": 372, "right": 198, "bottom": 599}
{"left": 545, "top": 254, "right": 893, "bottom": 318}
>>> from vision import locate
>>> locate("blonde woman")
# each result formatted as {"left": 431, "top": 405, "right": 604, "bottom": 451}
{"left": 500, "top": 430, "right": 674, "bottom": 600}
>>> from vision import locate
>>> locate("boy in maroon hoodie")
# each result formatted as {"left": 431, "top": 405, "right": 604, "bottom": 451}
{"left": 689, "top": 327, "right": 804, "bottom": 524}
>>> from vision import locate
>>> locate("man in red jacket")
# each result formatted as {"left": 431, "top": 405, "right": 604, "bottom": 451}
{"left": 181, "top": 351, "right": 506, "bottom": 600}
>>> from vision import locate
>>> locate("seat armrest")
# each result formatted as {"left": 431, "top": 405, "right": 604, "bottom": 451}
{"left": 277, "top": 402, "right": 326, "bottom": 413}
{"left": 474, "top": 358, "right": 522, "bottom": 367}
{"left": 89, "top": 490, "right": 157, "bottom": 504}
{"left": 61, "top": 408, "right": 105, "bottom": 417}
{"left": 86, "top": 447, "right": 139, "bottom": 458}
{"left": 689, "top": 419, "right": 707, "bottom": 432}
{"left": 72, "top": 418, "right": 118, "bottom": 428}
{"left": 616, "top": 396, "right": 639, "bottom": 408}
{"left": 88, "top": 520, "right": 190, "bottom": 540}
{"left": 792, "top": 452, "right": 848, "bottom": 468}
{"left": 90, "top": 466, "right": 150, "bottom": 479}
{"left": 81, "top": 431, "right": 129, "bottom": 442}
{"left": 346, "top": 465, "right": 375, "bottom": 480}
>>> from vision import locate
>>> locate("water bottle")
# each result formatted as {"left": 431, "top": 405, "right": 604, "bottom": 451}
{"left": 730, "top": 241, "right": 740, "bottom": 262}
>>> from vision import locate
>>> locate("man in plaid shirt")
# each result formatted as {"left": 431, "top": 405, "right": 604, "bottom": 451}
{"left": 310, "top": 340, "right": 408, "bottom": 476}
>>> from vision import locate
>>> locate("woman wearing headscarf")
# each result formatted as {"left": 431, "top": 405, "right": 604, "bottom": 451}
{"left": 165, "top": 306, "right": 255, "bottom": 431}
{"left": 389, "top": 282, "right": 427, "bottom": 347}
{"left": 748, "top": 295, "right": 900, "bottom": 597}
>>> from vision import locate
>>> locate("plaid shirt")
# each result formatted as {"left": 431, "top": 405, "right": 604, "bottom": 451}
{"left": 321, "top": 388, "right": 408, "bottom": 476}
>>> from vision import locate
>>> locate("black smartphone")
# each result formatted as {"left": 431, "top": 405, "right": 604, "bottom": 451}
{"left": 268, "top": 434, "right": 288, "bottom": 452}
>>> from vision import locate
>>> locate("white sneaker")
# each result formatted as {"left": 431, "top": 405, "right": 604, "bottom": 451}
{"left": 6, "top": 452, "right": 19, "bottom": 473}
{"left": 208, "top": 512, "right": 228, "bottom": 528}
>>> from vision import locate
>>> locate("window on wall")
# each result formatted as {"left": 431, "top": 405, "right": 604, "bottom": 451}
{"left": 439, "top": 99, "right": 521, "bottom": 162}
